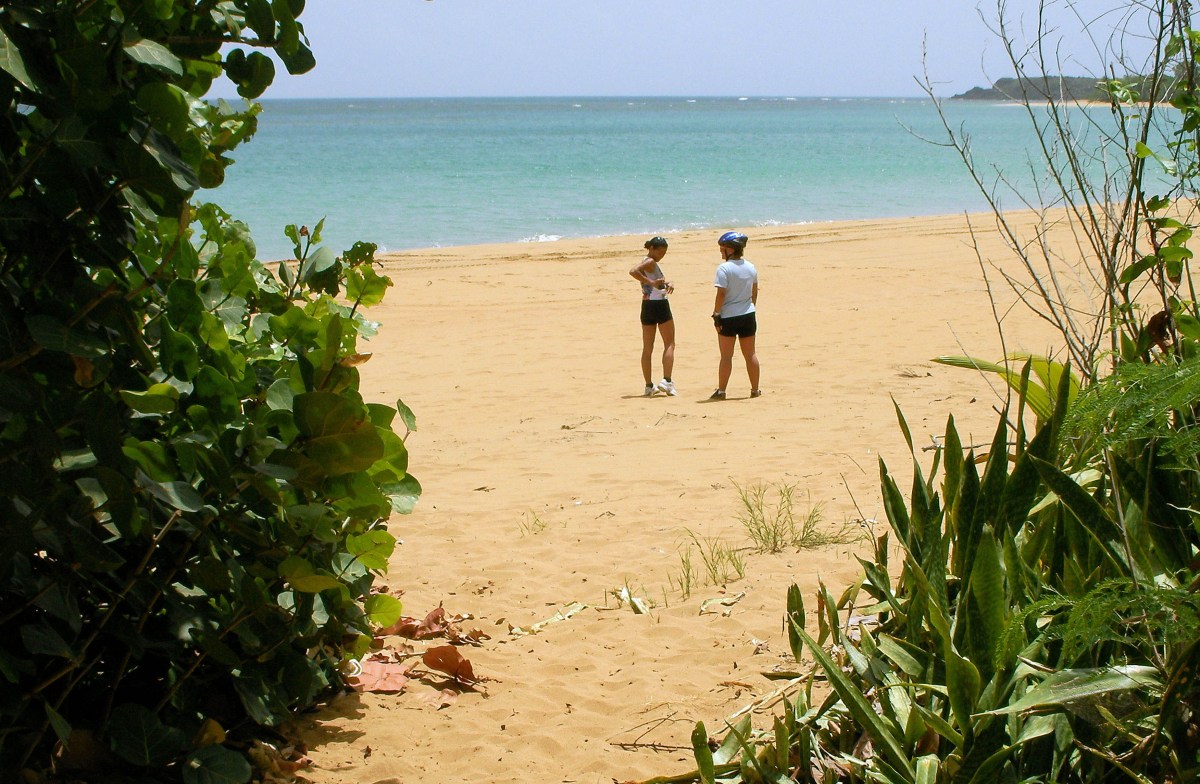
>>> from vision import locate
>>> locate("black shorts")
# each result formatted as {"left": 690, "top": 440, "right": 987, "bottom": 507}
{"left": 717, "top": 312, "right": 757, "bottom": 338}
{"left": 640, "top": 299, "right": 673, "bottom": 325}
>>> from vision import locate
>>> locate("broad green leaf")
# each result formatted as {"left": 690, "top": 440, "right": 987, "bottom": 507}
{"left": 160, "top": 321, "right": 200, "bottom": 380}
{"left": 786, "top": 584, "right": 804, "bottom": 663}
{"left": 136, "top": 470, "right": 205, "bottom": 513}
{"left": 295, "top": 392, "right": 384, "bottom": 475}
{"left": 182, "top": 745, "right": 252, "bottom": 784}
{"left": 279, "top": 555, "right": 341, "bottom": 592}
{"left": 944, "top": 645, "right": 982, "bottom": 731}
{"left": 108, "top": 704, "right": 188, "bottom": 767}
{"left": 967, "top": 530, "right": 1006, "bottom": 669}
{"left": 124, "top": 37, "right": 184, "bottom": 76}
{"left": 45, "top": 703, "right": 71, "bottom": 745}
{"left": 144, "top": 0, "right": 175, "bottom": 20}
{"left": 347, "top": 530, "right": 396, "bottom": 570}
{"left": 1175, "top": 313, "right": 1200, "bottom": 341}
{"left": 123, "top": 440, "right": 175, "bottom": 482}
{"left": 381, "top": 475, "right": 421, "bottom": 514}
{"left": 264, "top": 382, "right": 294, "bottom": 415}
{"left": 25, "top": 315, "right": 108, "bottom": 358}
{"left": 1119, "top": 253, "right": 1159, "bottom": 285}
{"left": 299, "top": 245, "right": 336, "bottom": 283}
{"left": 141, "top": 126, "right": 200, "bottom": 192}
{"left": 121, "top": 383, "right": 180, "bottom": 415}
{"left": 346, "top": 265, "right": 392, "bottom": 306}
{"left": 0, "top": 27, "right": 38, "bottom": 90}
{"left": 194, "top": 366, "right": 240, "bottom": 423}
{"left": 241, "top": 0, "right": 277, "bottom": 42}
{"left": 395, "top": 398, "right": 417, "bottom": 432}
{"left": 21, "top": 623, "right": 74, "bottom": 658}
{"left": 137, "top": 82, "right": 190, "bottom": 137}
{"left": 364, "top": 593, "right": 403, "bottom": 628}
{"left": 1159, "top": 245, "right": 1192, "bottom": 262}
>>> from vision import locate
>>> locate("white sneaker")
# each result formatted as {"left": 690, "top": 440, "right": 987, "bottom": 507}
{"left": 644, "top": 384, "right": 656, "bottom": 396}
{"left": 656, "top": 379, "right": 677, "bottom": 396}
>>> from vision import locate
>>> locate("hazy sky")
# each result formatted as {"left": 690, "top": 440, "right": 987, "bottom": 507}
{"left": 213, "top": 1, "right": 1139, "bottom": 100}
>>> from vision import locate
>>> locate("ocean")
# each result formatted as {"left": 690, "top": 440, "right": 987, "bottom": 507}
{"left": 208, "top": 96, "right": 1111, "bottom": 261}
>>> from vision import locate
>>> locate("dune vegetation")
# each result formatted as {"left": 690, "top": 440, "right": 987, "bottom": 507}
{"left": 644, "top": 2, "right": 1200, "bottom": 782}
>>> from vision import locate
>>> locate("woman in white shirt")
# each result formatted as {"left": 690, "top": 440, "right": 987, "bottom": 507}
{"left": 710, "top": 231, "right": 761, "bottom": 400}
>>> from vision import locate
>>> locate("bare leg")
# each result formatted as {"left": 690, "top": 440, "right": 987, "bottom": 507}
{"left": 717, "top": 333, "right": 736, "bottom": 391}
{"left": 739, "top": 335, "right": 760, "bottom": 391}
{"left": 640, "top": 323, "right": 657, "bottom": 385}
{"left": 658, "top": 319, "right": 675, "bottom": 379}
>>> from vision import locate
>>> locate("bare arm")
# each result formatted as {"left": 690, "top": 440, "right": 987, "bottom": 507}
{"left": 629, "top": 258, "right": 658, "bottom": 287}
{"left": 712, "top": 287, "right": 726, "bottom": 329}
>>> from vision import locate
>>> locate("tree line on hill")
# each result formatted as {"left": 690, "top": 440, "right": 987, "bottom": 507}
{"left": 952, "top": 73, "right": 1179, "bottom": 101}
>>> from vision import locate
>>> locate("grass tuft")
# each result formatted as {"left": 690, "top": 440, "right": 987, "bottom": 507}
{"left": 735, "top": 480, "right": 859, "bottom": 552}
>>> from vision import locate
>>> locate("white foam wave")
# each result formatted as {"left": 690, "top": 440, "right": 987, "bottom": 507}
{"left": 519, "top": 234, "right": 563, "bottom": 243}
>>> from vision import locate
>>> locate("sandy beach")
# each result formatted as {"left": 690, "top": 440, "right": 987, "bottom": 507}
{"left": 291, "top": 211, "right": 1073, "bottom": 783}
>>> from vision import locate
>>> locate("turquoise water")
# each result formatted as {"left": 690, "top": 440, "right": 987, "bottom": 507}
{"left": 209, "top": 97, "right": 1095, "bottom": 260}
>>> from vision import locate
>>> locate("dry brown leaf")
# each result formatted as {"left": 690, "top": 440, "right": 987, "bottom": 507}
{"left": 347, "top": 658, "right": 412, "bottom": 693}
{"left": 422, "top": 645, "right": 477, "bottom": 684}
{"left": 420, "top": 688, "right": 459, "bottom": 710}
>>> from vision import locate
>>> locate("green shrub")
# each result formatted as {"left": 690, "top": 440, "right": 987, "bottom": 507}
{"left": 0, "top": 2, "right": 418, "bottom": 779}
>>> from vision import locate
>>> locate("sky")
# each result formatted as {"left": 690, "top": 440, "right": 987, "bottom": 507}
{"left": 210, "top": 1, "right": 1146, "bottom": 100}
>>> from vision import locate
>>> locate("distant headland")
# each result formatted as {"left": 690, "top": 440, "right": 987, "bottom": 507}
{"left": 952, "top": 75, "right": 1164, "bottom": 102}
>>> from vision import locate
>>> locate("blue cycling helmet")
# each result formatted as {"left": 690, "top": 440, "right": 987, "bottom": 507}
{"left": 718, "top": 231, "right": 748, "bottom": 249}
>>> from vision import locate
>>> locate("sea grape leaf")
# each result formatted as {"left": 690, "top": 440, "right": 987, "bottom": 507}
{"left": 124, "top": 37, "right": 184, "bottom": 76}
{"left": 21, "top": 623, "right": 74, "bottom": 658}
{"left": 364, "top": 593, "right": 403, "bottom": 628}
{"left": 294, "top": 392, "right": 383, "bottom": 474}
{"left": 108, "top": 704, "right": 188, "bottom": 767}
{"left": 346, "top": 265, "right": 392, "bottom": 306}
{"left": 181, "top": 744, "right": 252, "bottom": 784}
{"left": 278, "top": 555, "right": 341, "bottom": 592}
{"left": 422, "top": 645, "right": 477, "bottom": 684}
{"left": 348, "top": 530, "right": 396, "bottom": 571}
{"left": 379, "top": 606, "right": 450, "bottom": 639}
{"left": 25, "top": 315, "right": 109, "bottom": 357}
{"left": 421, "top": 688, "right": 458, "bottom": 710}
{"left": 347, "top": 658, "right": 411, "bottom": 693}
{"left": 0, "top": 27, "right": 38, "bottom": 90}
{"left": 381, "top": 475, "right": 421, "bottom": 514}
{"left": 136, "top": 469, "right": 205, "bottom": 513}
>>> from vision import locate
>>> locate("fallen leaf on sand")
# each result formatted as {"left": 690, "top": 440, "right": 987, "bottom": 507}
{"left": 347, "top": 659, "right": 412, "bottom": 693}
{"left": 509, "top": 602, "right": 588, "bottom": 637}
{"left": 699, "top": 592, "right": 746, "bottom": 615}
{"left": 420, "top": 688, "right": 459, "bottom": 710}
{"left": 378, "top": 605, "right": 461, "bottom": 639}
{"left": 423, "top": 645, "right": 478, "bottom": 685}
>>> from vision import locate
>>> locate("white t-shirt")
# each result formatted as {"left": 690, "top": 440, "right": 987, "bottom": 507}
{"left": 714, "top": 259, "right": 757, "bottom": 317}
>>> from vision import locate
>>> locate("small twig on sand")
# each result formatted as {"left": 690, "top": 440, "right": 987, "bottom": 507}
{"left": 607, "top": 711, "right": 684, "bottom": 746}
{"left": 724, "top": 676, "right": 805, "bottom": 722}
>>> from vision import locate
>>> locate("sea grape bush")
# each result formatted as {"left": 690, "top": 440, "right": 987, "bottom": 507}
{"left": 0, "top": 1, "right": 417, "bottom": 780}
